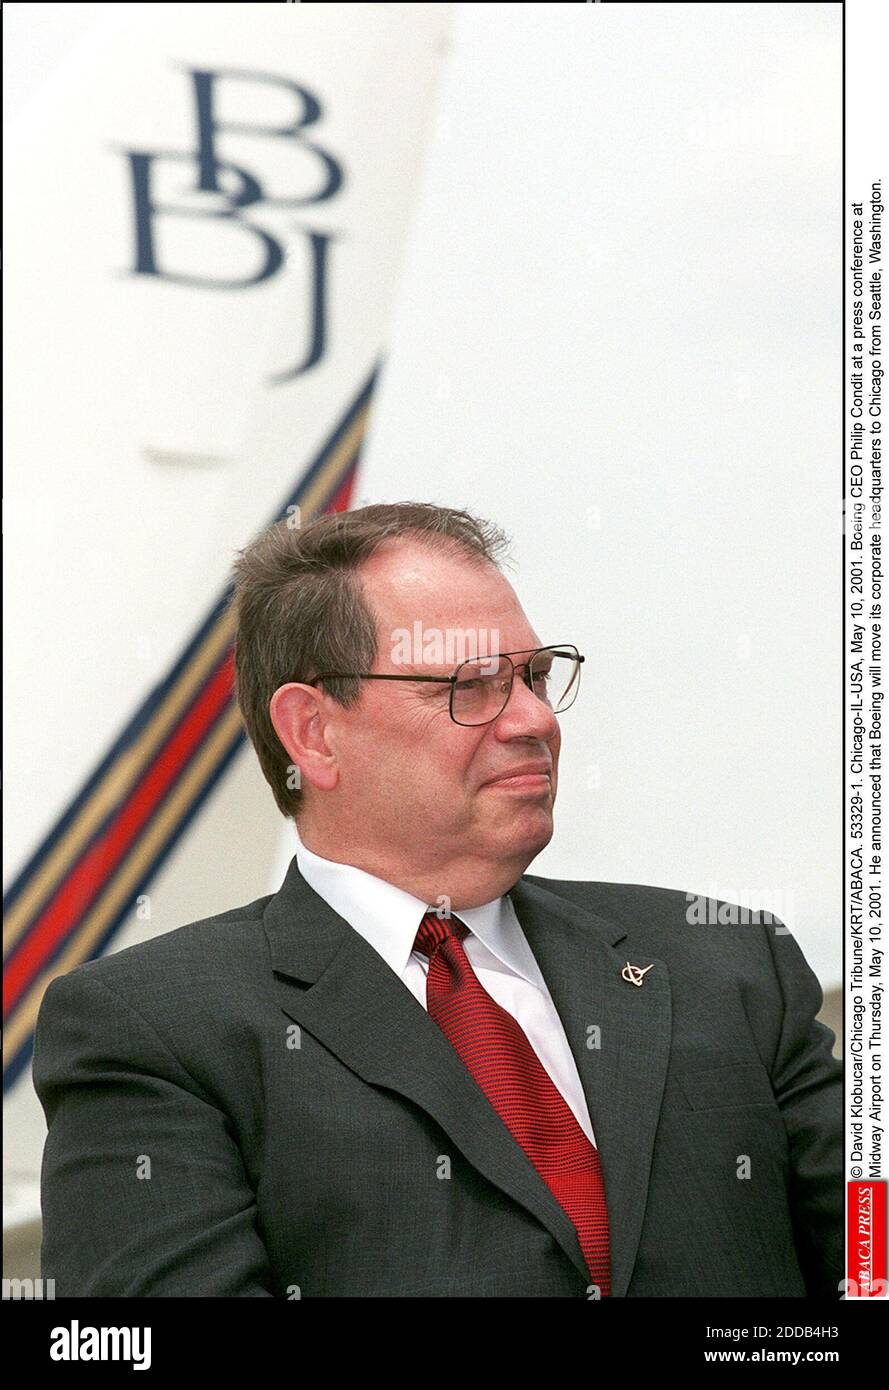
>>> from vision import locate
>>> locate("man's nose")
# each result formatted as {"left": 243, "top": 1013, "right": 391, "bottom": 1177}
{"left": 494, "top": 670, "right": 560, "bottom": 738}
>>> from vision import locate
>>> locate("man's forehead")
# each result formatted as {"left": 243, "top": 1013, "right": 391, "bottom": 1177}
{"left": 360, "top": 540, "right": 527, "bottom": 620}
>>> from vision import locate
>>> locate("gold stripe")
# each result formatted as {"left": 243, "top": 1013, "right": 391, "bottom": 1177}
{"left": 2, "top": 609, "right": 234, "bottom": 955}
{"left": 5, "top": 703, "right": 245, "bottom": 1065}
{"left": 3, "top": 405, "right": 367, "bottom": 956}
{"left": 296, "top": 405, "right": 368, "bottom": 518}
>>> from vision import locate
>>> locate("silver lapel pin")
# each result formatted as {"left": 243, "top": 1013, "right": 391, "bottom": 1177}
{"left": 622, "top": 961, "right": 655, "bottom": 987}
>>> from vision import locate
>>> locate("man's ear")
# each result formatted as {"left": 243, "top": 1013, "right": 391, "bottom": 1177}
{"left": 269, "top": 683, "right": 339, "bottom": 793}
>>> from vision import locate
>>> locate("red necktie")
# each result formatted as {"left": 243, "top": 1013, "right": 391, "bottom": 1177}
{"left": 413, "top": 909, "right": 611, "bottom": 1296}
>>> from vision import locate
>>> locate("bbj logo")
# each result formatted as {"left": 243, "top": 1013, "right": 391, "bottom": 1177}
{"left": 124, "top": 68, "right": 344, "bottom": 381}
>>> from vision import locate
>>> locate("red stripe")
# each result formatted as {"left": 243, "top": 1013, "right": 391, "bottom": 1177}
{"left": 326, "top": 467, "right": 357, "bottom": 514}
{"left": 4, "top": 654, "right": 235, "bottom": 1015}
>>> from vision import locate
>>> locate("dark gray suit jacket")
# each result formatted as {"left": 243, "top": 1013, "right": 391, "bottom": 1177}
{"left": 33, "top": 859, "right": 844, "bottom": 1297}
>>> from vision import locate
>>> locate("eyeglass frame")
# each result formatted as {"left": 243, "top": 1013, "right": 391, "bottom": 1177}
{"left": 302, "top": 643, "right": 585, "bottom": 727}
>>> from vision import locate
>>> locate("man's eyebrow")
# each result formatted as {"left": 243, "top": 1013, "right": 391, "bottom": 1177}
{"left": 387, "top": 666, "right": 456, "bottom": 687}
{"left": 390, "top": 663, "right": 453, "bottom": 677}
{"left": 389, "top": 645, "right": 546, "bottom": 674}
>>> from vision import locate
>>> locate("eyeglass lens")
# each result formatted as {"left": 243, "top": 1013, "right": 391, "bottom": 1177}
{"left": 451, "top": 648, "right": 581, "bottom": 726}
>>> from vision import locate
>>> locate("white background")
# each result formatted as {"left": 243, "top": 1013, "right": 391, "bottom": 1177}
{"left": 345, "top": 1, "right": 842, "bottom": 981}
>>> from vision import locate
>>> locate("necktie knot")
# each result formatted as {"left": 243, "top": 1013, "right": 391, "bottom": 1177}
{"left": 413, "top": 909, "right": 470, "bottom": 959}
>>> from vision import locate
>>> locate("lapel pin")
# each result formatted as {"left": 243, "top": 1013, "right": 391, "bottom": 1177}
{"left": 622, "top": 961, "right": 655, "bottom": 987}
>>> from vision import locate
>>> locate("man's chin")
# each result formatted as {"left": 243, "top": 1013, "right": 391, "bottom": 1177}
{"left": 496, "top": 805, "right": 554, "bottom": 857}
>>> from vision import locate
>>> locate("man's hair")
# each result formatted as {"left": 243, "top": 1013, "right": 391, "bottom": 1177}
{"left": 230, "top": 501, "right": 512, "bottom": 820}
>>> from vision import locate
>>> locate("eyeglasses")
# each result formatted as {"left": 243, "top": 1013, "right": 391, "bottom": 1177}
{"left": 304, "top": 644, "right": 584, "bottom": 727}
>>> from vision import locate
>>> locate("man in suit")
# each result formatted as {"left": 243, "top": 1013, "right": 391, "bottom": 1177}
{"left": 34, "top": 501, "right": 844, "bottom": 1297}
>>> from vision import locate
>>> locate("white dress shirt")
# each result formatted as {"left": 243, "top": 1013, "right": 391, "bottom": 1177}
{"left": 291, "top": 823, "right": 596, "bottom": 1147}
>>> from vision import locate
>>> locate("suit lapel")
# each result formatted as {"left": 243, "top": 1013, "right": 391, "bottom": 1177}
{"left": 263, "top": 857, "right": 671, "bottom": 1296}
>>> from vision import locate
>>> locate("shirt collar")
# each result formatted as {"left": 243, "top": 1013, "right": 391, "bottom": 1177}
{"left": 291, "top": 821, "right": 544, "bottom": 988}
